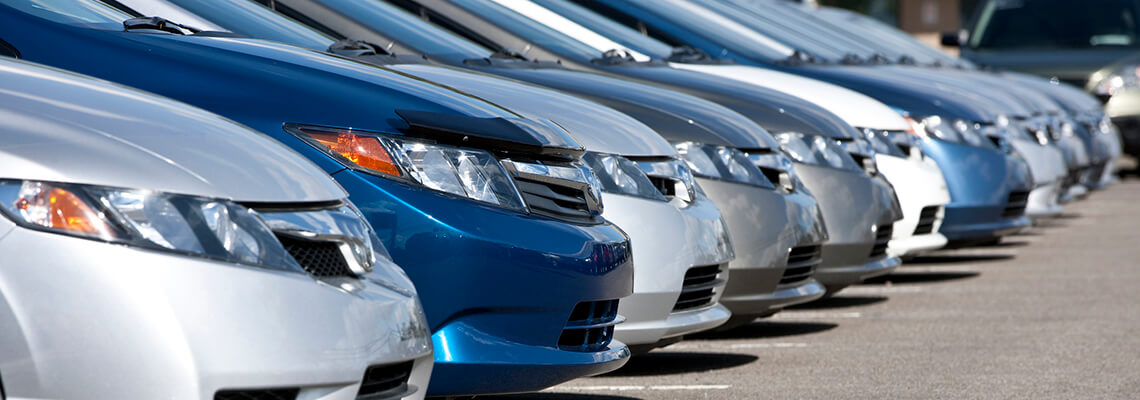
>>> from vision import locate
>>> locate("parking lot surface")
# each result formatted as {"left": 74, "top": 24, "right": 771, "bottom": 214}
{"left": 494, "top": 177, "right": 1140, "bottom": 399}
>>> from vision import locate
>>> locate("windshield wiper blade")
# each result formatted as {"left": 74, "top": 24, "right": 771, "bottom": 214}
{"left": 123, "top": 16, "right": 200, "bottom": 35}
{"left": 327, "top": 39, "right": 390, "bottom": 57}
{"left": 666, "top": 45, "right": 712, "bottom": 63}
{"left": 489, "top": 48, "right": 529, "bottom": 60}
{"left": 777, "top": 49, "right": 817, "bottom": 66}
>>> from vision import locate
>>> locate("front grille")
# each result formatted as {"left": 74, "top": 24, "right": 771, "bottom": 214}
{"left": 781, "top": 245, "right": 821, "bottom": 285}
{"left": 514, "top": 179, "right": 597, "bottom": 224}
{"left": 673, "top": 264, "right": 724, "bottom": 311}
{"left": 869, "top": 224, "right": 893, "bottom": 259}
{"left": 1003, "top": 190, "right": 1030, "bottom": 218}
{"left": 357, "top": 361, "right": 414, "bottom": 399}
{"left": 559, "top": 299, "right": 620, "bottom": 352}
{"left": 277, "top": 235, "right": 355, "bottom": 278}
{"left": 215, "top": 389, "right": 298, "bottom": 400}
{"left": 913, "top": 206, "right": 941, "bottom": 235}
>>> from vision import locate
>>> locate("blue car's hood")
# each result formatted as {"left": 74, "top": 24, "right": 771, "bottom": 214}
{"left": 0, "top": 6, "right": 584, "bottom": 169}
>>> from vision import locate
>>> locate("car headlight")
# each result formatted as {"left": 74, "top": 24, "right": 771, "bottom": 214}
{"left": 674, "top": 142, "right": 774, "bottom": 189}
{"left": 745, "top": 150, "right": 801, "bottom": 193}
{"left": 906, "top": 115, "right": 994, "bottom": 148}
{"left": 1091, "top": 64, "right": 1140, "bottom": 97}
{"left": 860, "top": 128, "right": 908, "bottom": 158}
{"left": 835, "top": 138, "right": 879, "bottom": 176}
{"left": 773, "top": 132, "right": 863, "bottom": 173}
{"left": 289, "top": 124, "right": 529, "bottom": 211}
{"left": 886, "top": 131, "right": 927, "bottom": 159}
{"left": 582, "top": 152, "right": 667, "bottom": 201}
{"left": 632, "top": 157, "right": 698, "bottom": 204}
{"left": 0, "top": 180, "right": 305, "bottom": 272}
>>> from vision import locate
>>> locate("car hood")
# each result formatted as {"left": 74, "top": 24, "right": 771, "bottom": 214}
{"left": 962, "top": 48, "right": 1138, "bottom": 86}
{"left": 0, "top": 58, "right": 345, "bottom": 203}
{"left": 480, "top": 65, "right": 778, "bottom": 149}
{"left": 880, "top": 65, "right": 1061, "bottom": 116}
{"left": 672, "top": 63, "right": 910, "bottom": 131}
{"left": 789, "top": 64, "right": 1004, "bottom": 122}
{"left": 609, "top": 65, "right": 861, "bottom": 140}
{"left": 386, "top": 63, "right": 676, "bottom": 157}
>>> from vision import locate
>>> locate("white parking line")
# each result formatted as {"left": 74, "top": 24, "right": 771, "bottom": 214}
{"left": 668, "top": 342, "right": 809, "bottom": 351}
{"left": 842, "top": 285, "right": 925, "bottom": 294}
{"left": 771, "top": 311, "right": 863, "bottom": 319}
{"left": 550, "top": 384, "right": 732, "bottom": 392}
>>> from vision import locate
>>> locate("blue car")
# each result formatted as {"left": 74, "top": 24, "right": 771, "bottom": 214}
{"left": 573, "top": 0, "right": 1034, "bottom": 246}
{"left": 0, "top": 1, "right": 635, "bottom": 396}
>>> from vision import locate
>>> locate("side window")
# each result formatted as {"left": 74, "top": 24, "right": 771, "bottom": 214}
{"left": 0, "top": 39, "right": 19, "bottom": 59}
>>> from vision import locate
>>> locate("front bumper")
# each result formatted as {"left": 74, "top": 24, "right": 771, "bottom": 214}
{"left": 921, "top": 138, "right": 1034, "bottom": 244}
{"left": 695, "top": 178, "right": 828, "bottom": 319}
{"left": 795, "top": 164, "right": 901, "bottom": 292}
{"left": 1010, "top": 138, "right": 1066, "bottom": 217}
{"left": 876, "top": 153, "right": 951, "bottom": 258}
{"left": 336, "top": 171, "right": 634, "bottom": 396}
{"left": 601, "top": 192, "right": 734, "bottom": 347}
{"left": 0, "top": 225, "right": 433, "bottom": 400}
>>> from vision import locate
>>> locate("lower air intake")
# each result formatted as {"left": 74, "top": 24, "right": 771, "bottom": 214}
{"left": 869, "top": 224, "right": 893, "bottom": 259}
{"left": 781, "top": 245, "right": 821, "bottom": 285}
{"left": 913, "top": 206, "right": 940, "bottom": 235}
{"left": 673, "top": 264, "right": 725, "bottom": 311}
{"left": 1003, "top": 190, "right": 1030, "bottom": 218}
{"left": 357, "top": 361, "right": 415, "bottom": 399}
{"left": 559, "top": 299, "right": 621, "bottom": 352}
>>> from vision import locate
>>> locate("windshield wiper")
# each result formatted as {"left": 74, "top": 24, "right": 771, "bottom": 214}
{"left": 123, "top": 16, "right": 200, "bottom": 35}
{"left": 326, "top": 39, "right": 390, "bottom": 57}
{"left": 838, "top": 53, "right": 867, "bottom": 65}
{"left": 489, "top": 48, "right": 529, "bottom": 60}
{"left": 666, "top": 45, "right": 712, "bottom": 62}
{"left": 592, "top": 48, "right": 641, "bottom": 65}
{"left": 777, "top": 49, "right": 818, "bottom": 66}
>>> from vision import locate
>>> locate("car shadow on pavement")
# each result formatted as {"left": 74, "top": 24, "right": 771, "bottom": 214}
{"left": 975, "top": 240, "right": 1030, "bottom": 248}
{"left": 486, "top": 394, "right": 643, "bottom": 400}
{"left": 862, "top": 271, "right": 980, "bottom": 285}
{"left": 595, "top": 352, "right": 758, "bottom": 377}
{"left": 788, "top": 295, "right": 888, "bottom": 310}
{"left": 902, "top": 253, "right": 1014, "bottom": 264}
{"left": 688, "top": 320, "right": 839, "bottom": 340}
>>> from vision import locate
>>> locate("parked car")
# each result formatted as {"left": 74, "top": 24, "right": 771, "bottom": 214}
{"left": 576, "top": 0, "right": 1035, "bottom": 247}
{"left": 528, "top": 0, "right": 950, "bottom": 257}
{"left": 0, "top": 57, "right": 434, "bottom": 399}
{"left": 190, "top": 0, "right": 833, "bottom": 328}
{"left": 0, "top": 1, "right": 635, "bottom": 396}
{"left": 947, "top": 0, "right": 1140, "bottom": 159}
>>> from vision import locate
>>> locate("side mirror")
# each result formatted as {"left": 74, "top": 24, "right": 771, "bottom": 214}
{"left": 941, "top": 30, "right": 967, "bottom": 47}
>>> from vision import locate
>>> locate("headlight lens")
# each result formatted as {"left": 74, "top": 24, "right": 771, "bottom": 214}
{"left": 0, "top": 180, "right": 304, "bottom": 272}
{"left": 582, "top": 152, "right": 666, "bottom": 201}
{"left": 886, "top": 131, "right": 926, "bottom": 159}
{"left": 774, "top": 132, "right": 863, "bottom": 173}
{"left": 860, "top": 128, "right": 908, "bottom": 158}
{"left": 289, "top": 124, "right": 526, "bottom": 211}
{"left": 674, "top": 142, "right": 774, "bottom": 189}
{"left": 1092, "top": 64, "right": 1140, "bottom": 96}
{"left": 745, "top": 151, "right": 801, "bottom": 193}
{"left": 913, "top": 116, "right": 992, "bottom": 148}
{"left": 633, "top": 157, "right": 698, "bottom": 203}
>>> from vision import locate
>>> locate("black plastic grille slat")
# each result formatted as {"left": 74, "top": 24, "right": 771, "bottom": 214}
{"left": 277, "top": 235, "right": 355, "bottom": 278}
{"left": 559, "top": 300, "right": 619, "bottom": 352}
{"left": 673, "top": 265, "right": 723, "bottom": 311}
{"left": 514, "top": 179, "right": 595, "bottom": 223}
{"left": 869, "top": 224, "right": 893, "bottom": 259}
{"left": 1003, "top": 190, "right": 1030, "bottom": 218}
{"left": 913, "top": 206, "right": 941, "bottom": 235}
{"left": 782, "top": 245, "right": 821, "bottom": 285}
{"left": 647, "top": 176, "right": 678, "bottom": 198}
{"left": 357, "top": 361, "right": 414, "bottom": 398}
{"left": 215, "top": 389, "right": 299, "bottom": 400}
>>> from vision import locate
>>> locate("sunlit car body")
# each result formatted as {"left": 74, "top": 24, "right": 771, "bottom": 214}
{"left": 226, "top": 0, "right": 834, "bottom": 327}
{"left": 105, "top": 0, "right": 742, "bottom": 356}
{"left": 0, "top": 2, "right": 637, "bottom": 396}
{"left": 579, "top": 0, "right": 1035, "bottom": 246}
{"left": 0, "top": 58, "right": 433, "bottom": 400}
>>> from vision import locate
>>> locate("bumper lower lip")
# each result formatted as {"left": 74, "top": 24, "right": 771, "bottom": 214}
{"left": 0, "top": 227, "right": 433, "bottom": 399}
{"left": 814, "top": 256, "right": 902, "bottom": 291}
{"left": 940, "top": 204, "right": 1032, "bottom": 242}
{"left": 616, "top": 293, "right": 733, "bottom": 345}
{"left": 888, "top": 233, "right": 949, "bottom": 258}
{"left": 429, "top": 329, "right": 630, "bottom": 396}
{"left": 720, "top": 279, "right": 827, "bottom": 315}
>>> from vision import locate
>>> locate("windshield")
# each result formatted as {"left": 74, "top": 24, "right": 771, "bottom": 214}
{"left": 698, "top": 0, "right": 881, "bottom": 63}
{"left": 529, "top": 0, "right": 673, "bottom": 59}
{"left": 595, "top": 0, "right": 794, "bottom": 63}
{"left": 971, "top": 0, "right": 1140, "bottom": 49}
{"left": 162, "top": 0, "right": 334, "bottom": 49}
{"left": 314, "top": 0, "right": 492, "bottom": 59}
{"left": 1, "top": 0, "right": 131, "bottom": 29}
{"left": 451, "top": 0, "right": 641, "bottom": 61}
{"left": 814, "top": 5, "right": 960, "bottom": 65}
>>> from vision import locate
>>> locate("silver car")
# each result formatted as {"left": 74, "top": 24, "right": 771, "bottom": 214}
{"left": 0, "top": 58, "right": 433, "bottom": 399}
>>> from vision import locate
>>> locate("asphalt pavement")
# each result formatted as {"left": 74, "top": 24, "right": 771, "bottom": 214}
{"left": 492, "top": 174, "right": 1140, "bottom": 399}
